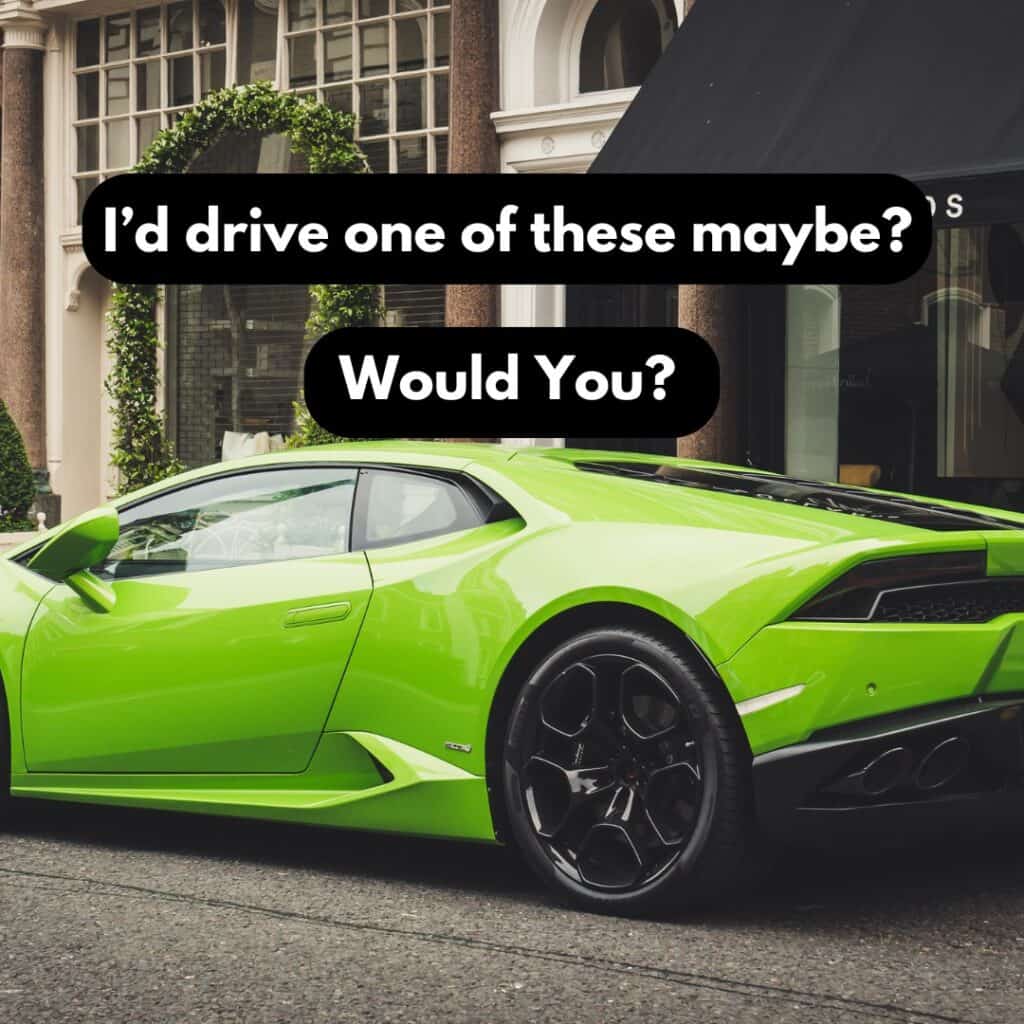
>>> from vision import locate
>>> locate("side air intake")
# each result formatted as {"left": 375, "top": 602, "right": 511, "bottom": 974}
{"left": 788, "top": 551, "right": 1024, "bottom": 624}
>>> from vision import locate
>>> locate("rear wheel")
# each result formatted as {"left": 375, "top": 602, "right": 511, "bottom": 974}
{"left": 502, "top": 628, "right": 755, "bottom": 915}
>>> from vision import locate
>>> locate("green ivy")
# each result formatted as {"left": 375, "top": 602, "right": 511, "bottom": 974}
{"left": 289, "top": 281, "right": 384, "bottom": 447}
{"left": 305, "top": 282, "right": 382, "bottom": 338}
{"left": 105, "top": 285, "right": 185, "bottom": 493}
{"left": 0, "top": 399, "right": 36, "bottom": 530}
{"left": 108, "top": 82, "right": 381, "bottom": 491}
{"left": 285, "top": 397, "right": 347, "bottom": 449}
{"left": 133, "top": 82, "right": 367, "bottom": 176}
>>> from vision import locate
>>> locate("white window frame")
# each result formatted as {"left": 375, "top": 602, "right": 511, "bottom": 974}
{"left": 67, "top": 0, "right": 452, "bottom": 218}
{"left": 566, "top": 0, "right": 686, "bottom": 101}
{"left": 69, "top": 1, "right": 230, "bottom": 222}
{"left": 281, "top": 0, "right": 450, "bottom": 173}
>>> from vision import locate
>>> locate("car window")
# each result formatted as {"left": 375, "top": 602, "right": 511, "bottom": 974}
{"left": 359, "top": 470, "right": 484, "bottom": 549}
{"left": 101, "top": 467, "right": 358, "bottom": 578}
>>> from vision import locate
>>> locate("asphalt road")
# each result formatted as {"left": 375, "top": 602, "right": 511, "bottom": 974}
{"left": 1, "top": 799, "right": 1023, "bottom": 1024}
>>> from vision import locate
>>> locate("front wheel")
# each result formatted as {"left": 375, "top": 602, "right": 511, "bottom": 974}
{"left": 502, "top": 628, "right": 756, "bottom": 915}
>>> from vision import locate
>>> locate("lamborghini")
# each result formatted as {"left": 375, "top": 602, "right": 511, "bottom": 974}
{"left": 3, "top": 441, "right": 1024, "bottom": 914}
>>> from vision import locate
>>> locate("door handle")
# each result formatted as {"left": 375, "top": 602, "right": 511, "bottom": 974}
{"left": 284, "top": 601, "right": 352, "bottom": 628}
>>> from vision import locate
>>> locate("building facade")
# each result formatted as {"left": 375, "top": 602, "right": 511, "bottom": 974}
{"left": 0, "top": 0, "right": 689, "bottom": 521}
{"left": 2, "top": 0, "right": 1021, "bottom": 524}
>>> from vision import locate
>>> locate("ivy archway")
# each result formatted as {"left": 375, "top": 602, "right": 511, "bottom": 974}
{"left": 106, "top": 81, "right": 381, "bottom": 494}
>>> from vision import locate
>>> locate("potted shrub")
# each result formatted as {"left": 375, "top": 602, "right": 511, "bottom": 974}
{"left": 0, "top": 400, "right": 38, "bottom": 548}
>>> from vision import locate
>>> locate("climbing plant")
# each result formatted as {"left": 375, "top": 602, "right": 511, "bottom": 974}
{"left": 106, "top": 82, "right": 381, "bottom": 492}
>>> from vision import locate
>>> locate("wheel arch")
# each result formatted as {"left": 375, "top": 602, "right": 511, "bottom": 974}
{"left": 483, "top": 600, "right": 746, "bottom": 843}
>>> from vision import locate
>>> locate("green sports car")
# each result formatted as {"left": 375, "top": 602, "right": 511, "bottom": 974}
{"left": 3, "top": 441, "right": 1024, "bottom": 914}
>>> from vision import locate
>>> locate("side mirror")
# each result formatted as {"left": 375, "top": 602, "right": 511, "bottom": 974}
{"left": 27, "top": 505, "right": 119, "bottom": 612}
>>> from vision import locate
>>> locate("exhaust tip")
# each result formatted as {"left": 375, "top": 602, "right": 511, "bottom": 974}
{"left": 861, "top": 746, "right": 913, "bottom": 796}
{"left": 915, "top": 736, "right": 970, "bottom": 791}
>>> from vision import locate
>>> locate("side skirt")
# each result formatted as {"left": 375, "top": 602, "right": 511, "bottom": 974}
{"left": 10, "top": 731, "right": 497, "bottom": 843}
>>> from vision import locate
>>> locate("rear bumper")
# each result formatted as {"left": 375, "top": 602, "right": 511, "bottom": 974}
{"left": 752, "top": 695, "right": 1024, "bottom": 834}
{"left": 719, "top": 617, "right": 1024, "bottom": 756}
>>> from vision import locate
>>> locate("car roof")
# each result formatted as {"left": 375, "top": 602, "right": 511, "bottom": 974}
{"left": 318, "top": 440, "right": 521, "bottom": 466}
{"left": 116, "top": 442, "right": 524, "bottom": 501}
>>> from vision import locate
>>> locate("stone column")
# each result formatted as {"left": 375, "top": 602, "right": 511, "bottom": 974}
{"left": 0, "top": 42, "right": 4, "bottom": 235}
{"left": 444, "top": 0, "right": 500, "bottom": 328}
{"left": 677, "top": 285, "right": 744, "bottom": 464}
{"left": 0, "top": 17, "right": 47, "bottom": 485}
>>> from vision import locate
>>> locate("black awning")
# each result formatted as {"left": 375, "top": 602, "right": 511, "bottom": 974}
{"left": 590, "top": 0, "right": 1024, "bottom": 181}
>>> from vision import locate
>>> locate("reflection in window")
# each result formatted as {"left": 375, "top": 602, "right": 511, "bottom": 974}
{"left": 566, "top": 283, "right": 678, "bottom": 328}
{"left": 362, "top": 471, "right": 480, "bottom": 548}
{"left": 168, "top": 1, "right": 194, "bottom": 50}
{"left": 579, "top": 0, "right": 677, "bottom": 94}
{"left": 289, "top": 33, "right": 318, "bottom": 87}
{"left": 932, "top": 225, "right": 1024, "bottom": 484}
{"left": 325, "top": 28, "right": 354, "bottom": 81}
{"left": 106, "top": 468, "right": 358, "bottom": 575}
{"left": 200, "top": 49, "right": 227, "bottom": 97}
{"left": 396, "top": 76, "right": 426, "bottom": 132}
{"left": 785, "top": 285, "right": 840, "bottom": 483}
{"left": 238, "top": 0, "right": 280, "bottom": 83}
{"left": 171, "top": 131, "right": 315, "bottom": 470}
{"left": 282, "top": 0, "right": 449, "bottom": 173}
{"left": 786, "top": 222, "right": 1024, "bottom": 512}
{"left": 396, "top": 16, "right": 426, "bottom": 71}
{"left": 105, "top": 14, "right": 131, "bottom": 62}
{"left": 396, "top": 135, "right": 427, "bottom": 173}
{"left": 106, "top": 65, "right": 130, "bottom": 115}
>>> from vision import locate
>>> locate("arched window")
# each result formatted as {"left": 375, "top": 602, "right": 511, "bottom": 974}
{"left": 579, "top": 0, "right": 677, "bottom": 94}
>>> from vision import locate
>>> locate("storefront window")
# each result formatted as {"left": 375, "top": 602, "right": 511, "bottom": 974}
{"left": 566, "top": 283, "right": 678, "bottom": 327}
{"left": 168, "top": 132, "right": 313, "bottom": 468}
{"left": 786, "top": 209, "right": 1024, "bottom": 511}
{"left": 785, "top": 285, "right": 840, "bottom": 483}
{"left": 170, "top": 281, "right": 312, "bottom": 468}
{"left": 932, "top": 225, "right": 1024, "bottom": 485}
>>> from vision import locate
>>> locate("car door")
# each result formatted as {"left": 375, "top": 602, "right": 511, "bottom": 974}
{"left": 323, "top": 466, "right": 527, "bottom": 773}
{"left": 20, "top": 464, "right": 372, "bottom": 775}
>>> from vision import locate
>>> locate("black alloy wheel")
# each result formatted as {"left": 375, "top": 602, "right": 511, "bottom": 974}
{"left": 503, "top": 628, "right": 755, "bottom": 915}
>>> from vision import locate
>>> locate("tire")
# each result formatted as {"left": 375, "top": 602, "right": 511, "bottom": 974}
{"left": 501, "top": 627, "right": 756, "bottom": 916}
